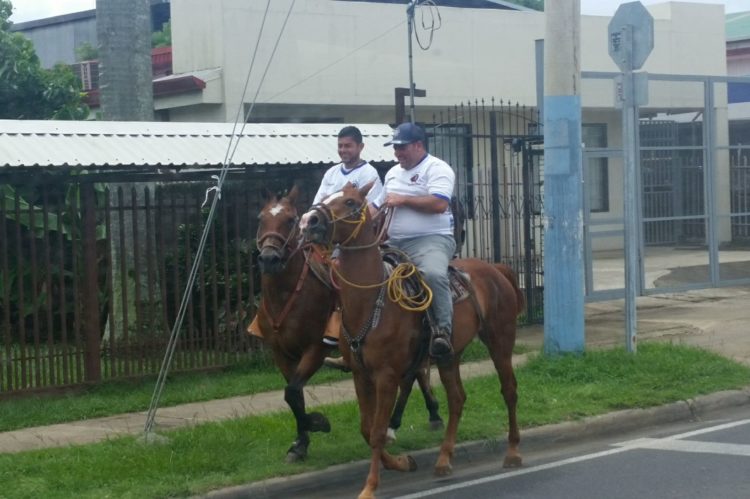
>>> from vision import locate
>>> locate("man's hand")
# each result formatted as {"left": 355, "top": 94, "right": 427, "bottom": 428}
{"left": 384, "top": 193, "right": 408, "bottom": 207}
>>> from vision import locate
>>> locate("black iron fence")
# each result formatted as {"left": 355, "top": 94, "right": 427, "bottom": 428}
{"left": 0, "top": 168, "right": 323, "bottom": 395}
{"left": 2, "top": 105, "right": 546, "bottom": 395}
{"left": 424, "top": 99, "right": 544, "bottom": 323}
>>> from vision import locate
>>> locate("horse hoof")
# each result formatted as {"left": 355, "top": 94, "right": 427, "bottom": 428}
{"left": 407, "top": 455, "right": 418, "bottom": 472}
{"left": 503, "top": 454, "right": 523, "bottom": 468}
{"left": 434, "top": 463, "right": 453, "bottom": 476}
{"left": 386, "top": 427, "right": 397, "bottom": 445}
{"left": 429, "top": 419, "right": 444, "bottom": 431}
{"left": 285, "top": 441, "right": 307, "bottom": 463}
{"left": 307, "top": 412, "right": 331, "bottom": 433}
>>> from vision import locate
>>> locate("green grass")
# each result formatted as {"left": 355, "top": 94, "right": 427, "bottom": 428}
{"left": 1, "top": 343, "right": 748, "bottom": 498}
{"left": 0, "top": 338, "right": 506, "bottom": 432}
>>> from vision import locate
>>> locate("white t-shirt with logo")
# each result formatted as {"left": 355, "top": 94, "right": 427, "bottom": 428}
{"left": 374, "top": 154, "right": 455, "bottom": 240}
{"left": 313, "top": 161, "right": 383, "bottom": 205}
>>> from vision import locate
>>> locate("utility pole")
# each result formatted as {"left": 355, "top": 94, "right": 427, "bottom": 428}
{"left": 543, "top": 0, "right": 585, "bottom": 354}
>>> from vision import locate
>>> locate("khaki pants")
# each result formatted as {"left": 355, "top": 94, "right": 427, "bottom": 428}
{"left": 246, "top": 306, "right": 341, "bottom": 343}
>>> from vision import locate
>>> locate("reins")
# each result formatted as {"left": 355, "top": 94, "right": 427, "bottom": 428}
{"left": 310, "top": 203, "right": 433, "bottom": 313}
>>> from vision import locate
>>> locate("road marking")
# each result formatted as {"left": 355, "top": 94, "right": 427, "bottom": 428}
{"left": 395, "top": 418, "right": 750, "bottom": 499}
{"left": 615, "top": 438, "right": 750, "bottom": 457}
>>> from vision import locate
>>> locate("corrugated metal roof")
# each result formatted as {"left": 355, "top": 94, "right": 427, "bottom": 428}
{"left": 727, "top": 12, "right": 750, "bottom": 42}
{"left": 0, "top": 120, "right": 396, "bottom": 168}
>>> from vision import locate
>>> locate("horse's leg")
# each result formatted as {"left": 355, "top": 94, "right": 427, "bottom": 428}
{"left": 282, "top": 345, "right": 332, "bottom": 463}
{"left": 415, "top": 364, "right": 443, "bottom": 430}
{"left": 360, "top": 372, "right": 418, "bottom": 499}
{"left": 486, "top": 330, "right": 522, "bottom": 468}
{"left": 387, "top": 372, "right": 416, "bottom": 444}
{"left": 435, "top": 358, "right": 467, "bottom": 476}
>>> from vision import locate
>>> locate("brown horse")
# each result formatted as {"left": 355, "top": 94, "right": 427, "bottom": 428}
{"left": 300, "top": 182, "right": 524, "bottom": 499}
{"left": 255, "top": 185, "right": 442, "bottom": 463}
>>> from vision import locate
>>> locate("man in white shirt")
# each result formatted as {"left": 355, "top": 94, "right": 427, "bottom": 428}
{"left": 313, "top": 126, "right": 383, "bottom": 205}
{"left": 373, "top": 122, "right": 456, "bottom": 359}
{"left": 248, "top": 126, "right": 382, "bottom": 344}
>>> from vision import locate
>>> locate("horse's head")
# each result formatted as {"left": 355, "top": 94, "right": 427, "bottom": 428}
{"left": 256, "top": 185, "right": 301, "bottom": 274}
{"left": 300, "top": 181, "right": 374, "bottom": 247}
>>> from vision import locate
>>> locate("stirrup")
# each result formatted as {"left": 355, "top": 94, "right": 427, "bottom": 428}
{"left": 429, "top": 329, "right": 453, "bottom": 359}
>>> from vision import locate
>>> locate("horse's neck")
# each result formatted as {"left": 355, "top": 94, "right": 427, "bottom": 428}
{"left": 336, "top": 244, "right": 383, "bottom": 322}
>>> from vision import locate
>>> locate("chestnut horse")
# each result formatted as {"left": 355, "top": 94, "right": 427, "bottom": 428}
{"left": 300, "top": 183, "right": 524, "bottom": 499}
{"left": 255, "top": 186, "right": 442, "bottom": 463}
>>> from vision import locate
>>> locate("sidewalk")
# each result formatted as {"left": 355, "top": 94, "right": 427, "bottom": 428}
{"left": 1, "top": 286, "right": 749, "bottom": 454}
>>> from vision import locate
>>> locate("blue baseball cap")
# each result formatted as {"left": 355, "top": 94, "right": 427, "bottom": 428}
{"left": 384, "top": 122, "right": 426, "bottom": 146}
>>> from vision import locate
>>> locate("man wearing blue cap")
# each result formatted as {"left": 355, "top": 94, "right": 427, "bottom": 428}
{"left": 374, "top": 122, "right": 456, "bottom": 359}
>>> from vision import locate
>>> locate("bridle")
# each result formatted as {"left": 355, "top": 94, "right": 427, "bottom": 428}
{"left": 256, "top": 215, "right": 301, "bottom": 266}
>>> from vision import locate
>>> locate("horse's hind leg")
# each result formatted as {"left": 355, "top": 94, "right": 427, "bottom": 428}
{"left": 416, "top": 364, "right": 443, "bottom": 430}
{"left": 435, "top": 359, "right": 467, "bottom": 476}
{"left": 486, "top": 330, "right": 522, "bottom": 468}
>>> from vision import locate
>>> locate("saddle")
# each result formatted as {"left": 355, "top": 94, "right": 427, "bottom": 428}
{"left": 380, "top": 247, "right": 472, "bottom": 305}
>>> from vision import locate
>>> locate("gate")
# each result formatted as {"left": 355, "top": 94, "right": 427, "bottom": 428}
{"left": 423, "top": 99, "right": 544, "bottom": 323}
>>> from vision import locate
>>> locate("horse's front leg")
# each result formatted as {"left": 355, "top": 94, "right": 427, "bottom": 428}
{"left": 387, "top": 371, "right": 416, "bottom": 444}
{"left": 281, "top": 345, "right": 332, "bottom": 463}
{"left": 359, "top": 372, "right": 418, "bottom": 499}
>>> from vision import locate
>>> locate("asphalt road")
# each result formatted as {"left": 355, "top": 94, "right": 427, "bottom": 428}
{"left": 294, "top": 406, "right": 750, "bottom": 499}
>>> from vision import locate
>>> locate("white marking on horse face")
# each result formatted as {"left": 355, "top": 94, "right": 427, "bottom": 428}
{"left": 322, "top": 191, "right": 344, "bottom": 205}
{"left": 299, "top": 211, "right": 312, "bottom": 230}
{"left": 269, "top": 204, "right": 284, "bottom": 216}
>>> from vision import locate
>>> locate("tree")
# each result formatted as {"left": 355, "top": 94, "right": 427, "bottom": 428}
{"left": 0, "top": 0, "right": 89, "bottom": 119}
{"left": 152, "top": 21, "right": 171, "bottom": 48}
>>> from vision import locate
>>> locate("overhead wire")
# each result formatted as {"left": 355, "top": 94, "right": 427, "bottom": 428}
{"left": 143, "top": 0, "right": 297, "bottom": 437}
{"left": 413, "top": 0, "right": 441, "bottom": 51}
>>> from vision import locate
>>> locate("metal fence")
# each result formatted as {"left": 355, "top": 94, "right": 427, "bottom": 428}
{"left": 424, "top": 99, "right": 545, "bottom": 323}
{"left": 0, "top": 168, "right": 323, "bottom": 395}
{"left": 1, "top": 103, "right": 546, "bottom": 395}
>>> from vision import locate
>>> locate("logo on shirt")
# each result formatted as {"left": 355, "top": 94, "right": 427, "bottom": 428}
{"left": 410, "top": 174, "right": 419, "bottom": 183}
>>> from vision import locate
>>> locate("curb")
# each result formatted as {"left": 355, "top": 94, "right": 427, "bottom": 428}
{"left": 204, "top": 387, "right": 750, "bottom": 498}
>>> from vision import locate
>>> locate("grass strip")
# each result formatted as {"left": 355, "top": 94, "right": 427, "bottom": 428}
{"left": 1, "top": 343, "right": 748, "bottom": 498}
{"left": 0, "top": 339, "right": 505, "bottom": 432}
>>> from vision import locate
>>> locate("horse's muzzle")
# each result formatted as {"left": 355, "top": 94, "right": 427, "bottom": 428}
{"left": 300, "top": 209, "right": 328, "bottom": 244}
{"left": 257, "top": 247, "right": 285, "bottom": 274}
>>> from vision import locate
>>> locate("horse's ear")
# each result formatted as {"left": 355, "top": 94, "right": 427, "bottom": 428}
{"left": 359, "top": 180, "right": 375, "bottom": 198}
{"left": 286, "top": 184, "right": 300, "bottom": 204}
{"left": 261, "top": 185, "right": 274, "bottom": 203}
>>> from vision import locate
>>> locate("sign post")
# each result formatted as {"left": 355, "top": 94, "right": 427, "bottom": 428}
{"left": 608, "top": 1, "right": 653, "bottom": 353}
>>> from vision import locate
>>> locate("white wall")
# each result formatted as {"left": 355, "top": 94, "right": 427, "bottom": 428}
{"left": 168, "top": 0, "right": 727, "bottom": 120}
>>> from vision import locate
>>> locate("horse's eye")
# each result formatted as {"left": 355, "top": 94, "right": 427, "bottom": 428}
{"left": 345, "top": 199, "right": 356, "bottom": 207}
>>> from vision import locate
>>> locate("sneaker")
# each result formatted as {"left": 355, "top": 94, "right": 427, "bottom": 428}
{"left": 430, "top": 328, "right": 453, "bottom": 359}
{"left": 323, "top": 356, "right": 351, "bottom": 373}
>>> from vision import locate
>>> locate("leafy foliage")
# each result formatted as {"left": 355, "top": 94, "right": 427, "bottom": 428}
{"left": 151, "top": 21, "right": 171, "bottom": 48}
{"left": 75, "top": 41, "right": 98, "bottom": 62}
{"left": 0, "top": 0, "right": 89, "bottom": 119}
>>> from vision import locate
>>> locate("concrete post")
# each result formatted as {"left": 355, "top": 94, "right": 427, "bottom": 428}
{"left": 542, "top": 0, "right": 585, "bottom": 354}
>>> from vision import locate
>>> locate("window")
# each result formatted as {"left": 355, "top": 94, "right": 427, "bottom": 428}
{"left": 582, "top": 124, "right": 609, "bottom": 213}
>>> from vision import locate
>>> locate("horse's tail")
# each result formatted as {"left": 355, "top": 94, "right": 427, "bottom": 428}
{"left": 494, "top": 264, "right": 525, "bottom": 316}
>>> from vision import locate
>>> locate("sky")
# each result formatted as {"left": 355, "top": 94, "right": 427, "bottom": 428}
{"left": 6, "top": 0, "right": 748, "bottom": 23}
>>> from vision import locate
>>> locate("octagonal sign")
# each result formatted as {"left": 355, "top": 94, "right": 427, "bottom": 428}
{"left": 608, "top": 1, "right": 654, "bottom": 71}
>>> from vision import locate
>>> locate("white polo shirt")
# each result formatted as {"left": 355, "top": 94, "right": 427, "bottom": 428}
{"left": 374, "top": 154, "right": 455, "bottom": 240}
{"left": 312, "top": 161, "right": 383, "bottom": 205}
